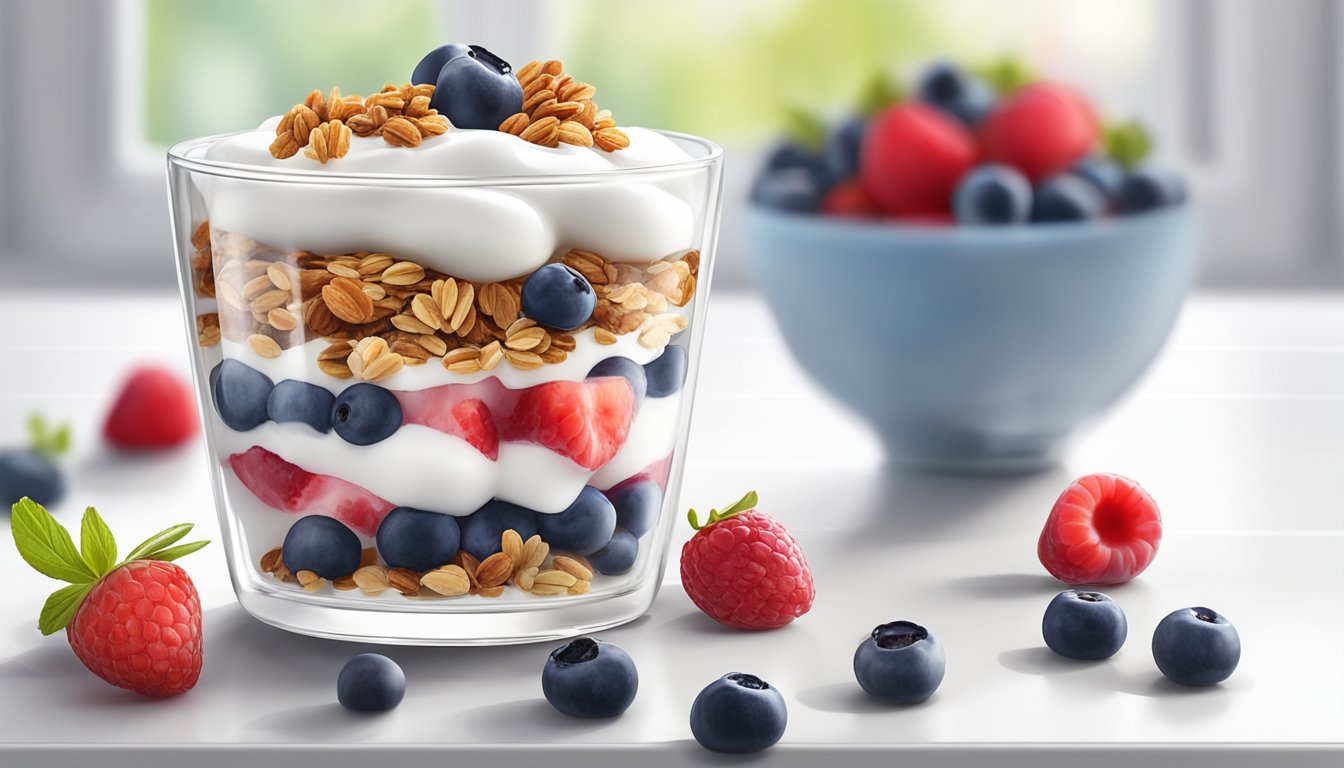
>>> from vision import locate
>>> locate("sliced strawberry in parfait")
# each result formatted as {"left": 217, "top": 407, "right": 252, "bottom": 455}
{"left": 500, "top": 378, "right": 635, "bottom": 470}
{"left": 227, "top": 446, "right": 394, "bottom": 537}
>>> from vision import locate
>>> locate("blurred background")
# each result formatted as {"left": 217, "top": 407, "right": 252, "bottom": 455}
{"left": 1, "top": 0, "right": 1342, "bottom": 290}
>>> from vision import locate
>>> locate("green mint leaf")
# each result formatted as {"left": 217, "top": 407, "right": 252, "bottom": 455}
{"left": 976, "top": 57, "right": 1036, "bottom": 96}
{"left": 51, "top": 424, "right": 71, "bottom": 456}
{"left": 856, "top": 70, "right": 904, "bottom": 118}
{"left": 11, "top": 498, "right": 97, "bottom": 584}
{"left": 144, "top": 540, "right": 209, "bottom": 563}
{"left": 123, "top": 523, "right": 194, "bottom": 563}
{"left": 1105, "top": 120, "right": 1152, "bottom": 170}
{"left": 781, "top": 105, "right": 828, "bottom": 150}
{"left": 79, "top": 507, "right": 117, "bottom": 576}
{"left": 38, "top": 582, "right": 95, "bottom": 636}
{"left": 26, "top": 413, "right": 71, "bottom": 457}
{"left": 718, "top": 491, "right": 759, "bottom": 519}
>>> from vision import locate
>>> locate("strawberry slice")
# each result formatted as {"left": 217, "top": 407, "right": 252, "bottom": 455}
{"left": 449, "top": 399, "right": 499, "bottom": 460}
{"left": 227, "top": 446, "right": 393, "bottom": 536}
{"left": 1038, "top": 473, "right": 1162, "bottom": 586}
{"left": 501, "top": 378, "right": 634, "bottom": 470}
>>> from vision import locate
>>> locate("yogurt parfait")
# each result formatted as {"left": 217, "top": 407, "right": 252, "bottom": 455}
{"left": 167, "top": 46, "right": 723, "bottom": 643}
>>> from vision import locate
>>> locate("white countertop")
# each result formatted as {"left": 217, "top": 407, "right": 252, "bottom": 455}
{"left": 0, "top": 289, "right": 1341, "bottom": 767}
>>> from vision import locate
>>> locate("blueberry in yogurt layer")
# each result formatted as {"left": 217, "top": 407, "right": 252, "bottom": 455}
{"left": 1152, "top": 606, "right": 1241, "bottom": 686}
{"left": 376, "top": 506, "right": 461, "bottom": 572}
{"left": 588, "top": 357, "right": 647, "bottom": 404}
{"left": 211, "top": 359, "right": 274, "bottom": 432}
{"left": 522, "top": 264, "right": 597, "bottom": 331}
{"left": 282, "top": 515, "right": 362, "bottom": 579}
{"left": 607, "top": 478, "right": 660, "bottom": 538}
{"left": 538, "top": 486, "right": 616, "bottom": 556}
{"left": 266, "top": 379, "right": 335, "bottom": 434}
{"left": 460, "top": 499, "right": 538, "bottom": 560}
{"left": 689, "top": 672, "right": 787, "bottom": 754}
{"left": 644, "top": 345, "right": 687, "bottom": 398}
{"left": 852, "top": 620, "right": 946, "bottom": 704}
{"left": 337, "top": 653, "right": 405, "bottom": 712}
{"left": 331, "top": 383, "right": 402, "bottom": 446}
{"left": 542, "top": 637, "right": 638, "bottom": 718}
{"left": 588, "top": 529, "right": 638, "bottom": 575}
{"left": 1042, "top": 590, "right": 1128, "bottom": 661}
{"left": 426, "top": 44, "right": 523, "bottom": 131}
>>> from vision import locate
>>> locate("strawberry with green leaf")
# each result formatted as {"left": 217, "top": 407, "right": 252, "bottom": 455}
{"left": 0, "top": 414, "right": 70, "bottom": 508}
{"left": 11, "top": 497, "right": 209, "bottom": 698}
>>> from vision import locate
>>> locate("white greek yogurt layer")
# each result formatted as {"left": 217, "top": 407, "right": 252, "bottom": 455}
{"left": 217, "top": 391, "right": 682, "bottom": 515}
{"left": 197, "top": 123, "right": 701, "bottom": 283}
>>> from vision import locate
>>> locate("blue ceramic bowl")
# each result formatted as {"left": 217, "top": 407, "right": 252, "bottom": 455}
{"left": 744, "top": 204, "right": 1198, "bottom": 472}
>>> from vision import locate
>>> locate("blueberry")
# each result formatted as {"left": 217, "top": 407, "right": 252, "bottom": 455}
{"left": 266, "top": 380, "right": 335, "bottom": 434}
{"left": 588, "top": 357, "right": 646, "bottom": 403}
{"left": 537, "top": 486, "right": 616, "bottom": 556}
{"left": 643, "top": 345, "right": 687, "bottom": 398}
{"left": 953, "top": 164, "right": 1032, "bottom": 225}
{"left": 608, "top": 479, "right": 660, "bottom": 538}
{"left": 1152, "top": 606, "right": 1241, "bottom": 686}
{"left": 542, "top": 637, "right": 639, "bottom": 718}
{"left": 331, "top": 383, "right": 402, "bottom": 446}
{"left": 1116, "top": 165, "right": 1187, "bottom": 214}
{"left": 1031, "top": 175, "right": 1107, "bottom": 223}
{"left": 375, "top": 507, "right": 461, "bottom": 572}
{"left": 1042, "top": 590, "right": 1127, "bottom": 660}
{"left": 521, "top": 264, "right": 596, "bottom": 331}
{"left": 281, "top": 515, "right": 362, "bottom": 579}
{"left": 430, "top": 44, "right": 523, "bottom": 130}
{"left": 0, "top": 449, "right": 65, "bottom": 507}
{"left": 916, "top": 61, "right": 995, "bottom": 127}
{"left": 460, "top": 499, "right": 537, "bottom": 560}
{"left": 751, "top": 167, "right": 822, "bottom": 213}
{"left": 410, "top": 43, "right": 471, "bottom": 86}
{"left": 689, "top": 672, "right": 787, "bottom": 754}
{"left": 763, "top": 141, "right": 827, "bottom": 182}
{"left": 853, "top": 620, "right": 946, "bottom": 704}
{"left": 1070, "top": 156, "right": 1124, "bottom": 202}
{"left": 211, "top": 359, "right": 274, "bottom": 432}
{"left": 822, "top": 116, "right": 867, "bottom": 185}
{"left": 588, "top": 529, "right": 638, "bottom": 575}
{"left": 337, "top": 653, "right": 405, "bottom": 712}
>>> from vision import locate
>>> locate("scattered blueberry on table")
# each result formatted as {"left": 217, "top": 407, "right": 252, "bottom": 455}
{"left": 1152, "top": 607, "right": 1241, "bottom": 686}
{"left": 1042, "top": 590, "right": 1128, "bottom": 661}
{"left": 0, "top": 415, "right": 68, "bottom": 508}
{"left": 542, "top": 637, "right": 639, "bottom": 718}
{"left": 690, "top": 672, "right": 788, "bottom": 753}
{"left": 853, "top": 620, "right": 946, "bottom": 704}
{"left": 282, "top": 515, "right": 363, "bottom": 580}
{"left": 338, "top": 653, "right": 406, "bottom": 712}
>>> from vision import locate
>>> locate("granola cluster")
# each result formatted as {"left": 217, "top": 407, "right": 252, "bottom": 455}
{"left": 190, "top": 220, "right": 698, "bottom": 381}
{"left": 268, "top": 83, "right": 450, "bottom": 163}
{"left": 499, "top": 59, "right": 629, "bottom": 151}
{"left": 260, "top": 527, "right": 597, "bottom": 599}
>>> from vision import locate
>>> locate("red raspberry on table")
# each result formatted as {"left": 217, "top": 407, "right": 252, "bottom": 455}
{"left": 1038, "top": 473, "right": 1162, "bottom": 586}
{"left": 10, "top": 497, "right": 209, "bottom": 698}
{"left": 680, "top": 491, "right": 815, "bottom": 630}
{"left": 977, "top": 82, "right": 1100, "bottom": 182}
{"left": 104, "top": 365, "right": 199, "bottom": 449}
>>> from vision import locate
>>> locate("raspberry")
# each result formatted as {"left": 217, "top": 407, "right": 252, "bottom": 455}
{"left": 860, "top": 103, "right": 976, "bottom": 216}
{"left": 680, "top": 493, "right": 815, "bottom": 630}
{"left": 11, "top": 498, "right": 209, "bottom": 698}
{"left": 68, "top": 560, "right": 203, "bottom": 698}
{"left": 977, "top": 83, "right": 1100, "bottom": 182}
{"left": 104, "top": 365, "right": 199, "bottom": 449}
{"left": 1038, "top": 473, "right": 1162, "bottom": 585}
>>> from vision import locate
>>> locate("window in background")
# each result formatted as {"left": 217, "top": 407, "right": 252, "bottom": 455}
{"left": 140, "top": 0, "right": 442, "bottom": 149}
{"left": 552, "top": 0, "right": 1157, "bottom": 146}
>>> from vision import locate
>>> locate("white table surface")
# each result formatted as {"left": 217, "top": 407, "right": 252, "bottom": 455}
{"left": 0, "top": 289, "right": 1340, "bottom": 767}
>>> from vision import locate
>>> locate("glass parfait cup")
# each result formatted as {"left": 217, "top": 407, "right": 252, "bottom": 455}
{"left": 167, "top": 132, "right": 723, "bottom": 644}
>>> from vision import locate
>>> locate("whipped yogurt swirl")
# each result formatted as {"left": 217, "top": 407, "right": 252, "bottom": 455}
{"left": 195, "top": 123, "right": 703, "bottom": 283}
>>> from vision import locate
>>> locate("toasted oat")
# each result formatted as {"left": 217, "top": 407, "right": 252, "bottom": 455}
{"left": 499, "top": 113, "right": 529, "bottom": 135}
{"left": 197, "top": 313, "right": 221, "bottom": 347}
{"left": 594, "top": 127, "right": 630, "bottom": 152}
{"left": 557, "top": 121, "right": 594, "bottom": 147}
{"left": 505, "top": 325, "right": 547, "bottom": 351}
{"left": 333, "top": 576, "right": 359, "bottom": 591}
{"left": 529, "top": 583, "right": 569, "bottom": 596}
{"left": 387, "top": 567, "right": 421, "bottom": 596}
{"left": 552, "top": 556, "right": 593, "bottom": 582}
{"left": 567, "top": 579, "right": 591, "bottom": 596}
{"left": 513, "top": 566, "right": 539, "bottom": 591}
{"left": 501, "top": 529, "right": 524, "bottom": 568}
{"left": 353, "top": 564, "right": 390, "bottom": 594}
{"left": 594, "top": 328, "right": 618, "bottom": 345}
{"left": 417, "top": 334, "right": 448, "bottom": 357}
{"left": 247, "top": 334, "right": 283, "bottom": 359}
{"left": 521, "top": 535, "right": 549, "bottom": 570}
{"left": 382, "top": 116, "right": 422, "bottom": 148}
{"left": 475, "top": 552, "right": 514, "bottom": 588}
{"left": 442, "top": 346, "right": 481, "bottom": 374}
{"left": 479, "top": 340, "right": 504, "bottom": 371}
{"left": 322, "top": 277, "right": 375, "bottom": 323}
{"left": 267, "top": 308, "right": 298, "bottom": 332}
{"left": 296, "top": 570, "right": 325, "bottom": 592}
{"left": 534, "top": 569, "right": 578, "bottom": 589}
{"left": 259, "top": 547, "right": 283, "bottom": 574}
{"left": 452, "top": 550, "right": 482, "bottom": 589}
{"left": 504, "top": 349, "right": 544, "bottom": 370}
{"left": 382, "top": 260, "right": 426, "bottom": 286}
{"left": 361, "top": 547, "right": 379, "bottom": 567}
{"left": 304, "top": 120, "right": 352, "bottom": 164}
{"left": 520, "top": 116, "right": 560, "bottom": 147}
{"left": 421, "top": 565, "right": 470, "bottom": 596}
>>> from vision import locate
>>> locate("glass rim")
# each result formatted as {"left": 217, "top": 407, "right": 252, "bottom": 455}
{"left": 167, "top": 128, "right": 723, "bottom": 186}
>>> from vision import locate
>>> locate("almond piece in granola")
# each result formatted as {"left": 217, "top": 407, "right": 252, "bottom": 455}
{"left": 475, "top": 552, "right": 514, "bottom": 589}
{"left": 420, "top": 565, "right": 470, "bottom": 597}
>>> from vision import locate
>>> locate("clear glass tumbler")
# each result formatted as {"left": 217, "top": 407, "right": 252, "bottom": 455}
{"left": 167, "top": 132, "right": 723, "bottom": 644}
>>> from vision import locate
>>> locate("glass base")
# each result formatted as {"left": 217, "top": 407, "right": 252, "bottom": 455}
{"left": 233, "top": 574, "right": 662, "bottom": 646}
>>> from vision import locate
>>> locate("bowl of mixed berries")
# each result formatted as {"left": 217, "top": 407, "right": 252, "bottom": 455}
{"left": 745, "top": 60, "right": 1197, "bottom": 472}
